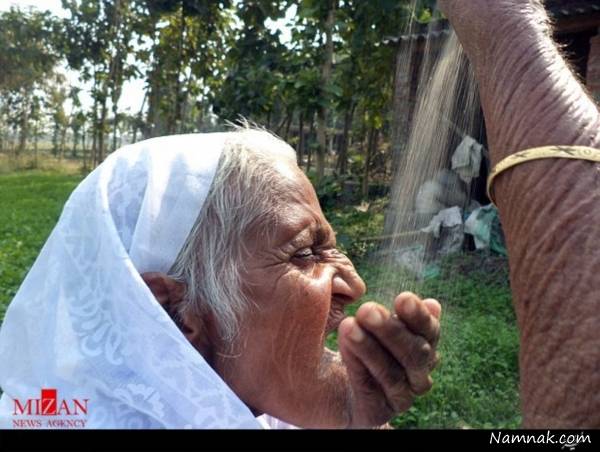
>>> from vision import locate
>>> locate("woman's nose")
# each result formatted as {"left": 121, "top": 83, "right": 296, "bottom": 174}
{"left": 331, "top": 267, "right": 366, "bottom": 305}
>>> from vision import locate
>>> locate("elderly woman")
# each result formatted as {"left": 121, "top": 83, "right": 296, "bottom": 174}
{"left": 0, "top": 129, "right": 441, "bottom": 429}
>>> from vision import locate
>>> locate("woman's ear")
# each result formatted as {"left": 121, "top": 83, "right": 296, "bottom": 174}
{"left": 140, "top": 272, "right": 186, "bottom": 308}
{"left": 140, "top": 272, "right": 213, "bottom": 360}
{"left": 140, "top": 271, "right": 190, "bottom": 332}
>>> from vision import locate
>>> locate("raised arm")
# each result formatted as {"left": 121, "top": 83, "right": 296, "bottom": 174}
{"left": 439, "top": 0, "right": 600, "bottom": 427}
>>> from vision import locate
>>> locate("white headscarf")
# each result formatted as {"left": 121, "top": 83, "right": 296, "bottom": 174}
{"left": 0, "top": 133, "right": 262, "bottom": 428}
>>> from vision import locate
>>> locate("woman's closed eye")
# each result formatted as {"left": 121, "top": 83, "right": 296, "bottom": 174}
{"left": 293, "top": 247, "right": 315, "bottom": 259}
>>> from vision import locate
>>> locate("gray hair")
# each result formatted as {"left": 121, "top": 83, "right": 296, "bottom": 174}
{"left": 168, "top": 128, "right": 298, "bottom": 342}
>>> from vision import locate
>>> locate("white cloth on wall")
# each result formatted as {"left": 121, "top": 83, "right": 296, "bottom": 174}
{"left": 420, "top": 206, "right": 463, "bottom": 239}
{"left": 451, "top": 135, "right": 483, "bottom": 183}
{"left": 0, "top": 133, "right": 262, "bottom": 429}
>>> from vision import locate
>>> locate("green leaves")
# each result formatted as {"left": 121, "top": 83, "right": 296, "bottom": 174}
{"left": 0, "top": 7, "right": 60, "bottom": 94}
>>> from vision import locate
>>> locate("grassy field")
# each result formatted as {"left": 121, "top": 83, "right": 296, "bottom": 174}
{"left": 0, "top": 169, "right": 521, "bottom": 428}
{"left": 0, "top": 170, "right": 82, "bottom": 320}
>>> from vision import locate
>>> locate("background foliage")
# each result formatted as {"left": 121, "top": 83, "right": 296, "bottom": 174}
{"left": 0, "top": 0, "right": 439, "bottom": 188}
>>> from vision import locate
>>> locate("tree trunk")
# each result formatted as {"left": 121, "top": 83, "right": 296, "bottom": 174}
{"left": 316, "top": 111, "right": 327, "bottom": 181}
{"left": 71, "top": 128, "right": 78, "bottom": 158}
{"left": 296, "top": 112, "right": 304, "bottom": 166}
{"left": 8, "top": 134, "right": 16, "bottom": 156}
{"left": 82, "top": 126, "right": 88, "bottom": 170}
{"left": 362, "top": 125, "right": 377, "bottom": 198}
{"left": 306, "top": 116, "right": 315, "bottom": 173}
{"left": 17, "top": 98, "right": 30, "bottom": 156}
{"left": 91, "top": 72, "right": 100, "bottom": 167}
{"left": 274, "top": 108, "right": 288, "bottom": 136}
{"left": 145, "top": 69, "right": 158, "bottom": 138}
{"left": 32, "top": 121, "right": 38, "bottom": 168}
{"left": 59, "top": 126, "right": 67, "bottom": 161}
{"left": 52, "top": 123, "right": 59, "bottom": 158}
{"left": 112, "top": 116, "right": 119, "bottom": 151}
{"left": 109, "top": 0, "right": 126, "bottom": 148}
{"left": 133, "top": 92, "right": 147, "bottom": 143}
{"left": 171, "top": 6, "right": 186, "bottom": 135}
{"left": 132, "top": 123, "right": 139, "bottom": 143}
{"left": 98, "top": 97, "right": 108, "bottom": 164}
{"left": 337, "top": 102, "right": 355, "bottom": 175}
{"left": 284, "top": 112, "right": 292, "bottom": 142}
{"left": 93, "top": 121, "right": 99, "bottom": 167}
{"left": 315, "top": 0, "right": 336, "bottom": 185}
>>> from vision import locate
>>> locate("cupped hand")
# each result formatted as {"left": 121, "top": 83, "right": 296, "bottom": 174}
{"left": 338, "top": 292, "right": 441, "bottom": 428}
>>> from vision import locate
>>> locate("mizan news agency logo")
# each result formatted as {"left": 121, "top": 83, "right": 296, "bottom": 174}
{"left": 12, "top": 388, "right": 89, "bottom": 428}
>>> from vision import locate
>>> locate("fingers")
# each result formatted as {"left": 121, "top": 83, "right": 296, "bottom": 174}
{"left": 394, "top": 292, "right": 441, "bottom": 346}
{"left": 423, "top": 298, "right": 442, "bottom": 320}
{"left": 354, "top": 302, "right": 437, "bottom": 395}
{"left": 338, "top": 318, "right": 414, "bottom": 420}
{"left": 337, "top": 293, "right": 441, "bottom": 422}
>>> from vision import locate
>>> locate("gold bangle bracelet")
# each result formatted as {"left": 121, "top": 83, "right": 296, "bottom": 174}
{"left": 486, "top": 145, "right": 600, "bottom": 207}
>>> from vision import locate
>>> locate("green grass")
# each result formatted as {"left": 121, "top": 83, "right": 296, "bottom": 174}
{"left": 387, "top": 261, "right": 520, "bottom": 429}
{"left": 0, "top": 171, "right": 520, "bottom": 428}
{"left": 0, "top": 170, "right": 83, "bottom": 319}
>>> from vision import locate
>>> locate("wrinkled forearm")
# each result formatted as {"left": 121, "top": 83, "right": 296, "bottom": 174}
{"left": 449, "top": 2, "right": 600, "bottom": 427}
{"left": 475, "top": 6, "right": 600, "bottom": 160}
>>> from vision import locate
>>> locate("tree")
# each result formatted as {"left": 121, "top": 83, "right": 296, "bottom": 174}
{"left": 68, "top": 87, "right": 85, "bottom": 157}
{"left": 212, "top": 1, "right": 288, "bottom": 126}
{"left": 314, "top": 0, "right": 337, "bottom": 185}
{"left": 46, "top": 76, "right": 69, "bottom": 158}
{"left": 0, "top": 7, "right": 61, "bottom": 154}
{"left": 283, "top": 0, "right": 339, "bottom": 185}
{"left": 282, "top": 22, "right": 323, "bottom": 169}
{"left": 335, "top": 0, "right": 433, "bottom": 194}
{"left": 142, "top": 0, "right": 232, "bottom": 137}
{"left": 61, "top": 0, "right": 138, "bottom": 165}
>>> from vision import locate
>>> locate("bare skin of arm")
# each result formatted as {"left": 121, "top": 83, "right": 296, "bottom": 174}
{"left": 440, "top": 0, "right": 600, "bottom": 427}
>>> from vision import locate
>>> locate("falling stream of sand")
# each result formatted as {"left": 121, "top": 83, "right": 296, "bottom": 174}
{"left": 371, "top": 5, "right": 483, "bottom": 305}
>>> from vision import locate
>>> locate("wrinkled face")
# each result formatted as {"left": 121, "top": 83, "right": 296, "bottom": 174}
{"left": 212, "top": 162, "right": 366, "bottom": 428}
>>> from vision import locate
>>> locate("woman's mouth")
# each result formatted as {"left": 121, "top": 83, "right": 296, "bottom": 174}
{"left": 325, "top": 307, "right": 347, "bottom": 334}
